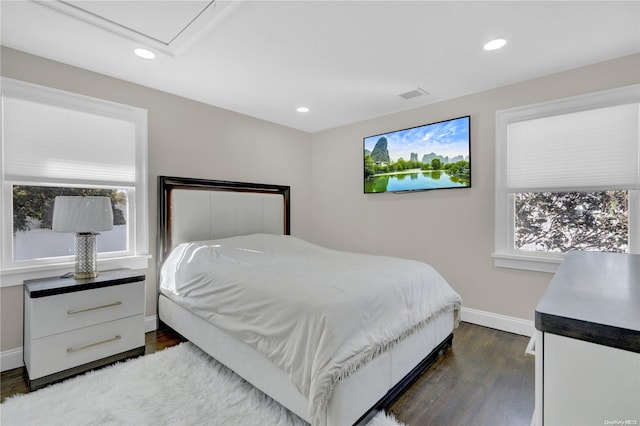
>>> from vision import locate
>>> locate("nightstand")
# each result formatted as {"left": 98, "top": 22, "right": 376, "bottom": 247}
{"left": 23, "top": 269, "right": 146, "bottom": 390}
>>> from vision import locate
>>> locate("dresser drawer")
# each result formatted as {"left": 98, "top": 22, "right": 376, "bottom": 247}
{"left": 27, "top": 281, "right": 144, "bottom": 339}
{"left": 25, "top": 314, "right": 144, "bottom": 380}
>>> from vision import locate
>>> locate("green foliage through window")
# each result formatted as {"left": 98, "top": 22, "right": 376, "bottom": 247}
{"left": 514, "top": 191, "right": 628, "bottom": 253}
{"left": 13, "top": 186, "right": 126, "bottom": 234}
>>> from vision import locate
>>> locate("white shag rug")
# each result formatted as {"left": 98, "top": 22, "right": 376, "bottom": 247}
{"left": 1, "top": 342, "right": 404, "bottom": 426}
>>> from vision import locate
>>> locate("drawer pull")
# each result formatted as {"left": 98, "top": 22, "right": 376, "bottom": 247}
{"left": 67, "top": 301, "right": 122, "bottom": 315}
{"left": 67, "top": 335, "right": 122, "bottom": 353}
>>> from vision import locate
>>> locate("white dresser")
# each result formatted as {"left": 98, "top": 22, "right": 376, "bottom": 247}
{"left": 23, "top": 270, "right": 145, "bottom": 390}
{"left": 534, "top": 252, "right": 640, "bottom": 426}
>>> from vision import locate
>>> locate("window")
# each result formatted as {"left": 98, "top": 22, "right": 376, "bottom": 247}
{"left": 514, "top": 191, "right": 629, "bottom": 253}
{"left": 1, "top": 78, "right": 148, "bottom": 284}
{"left": 12, "top": 185, "right": 128, "bottom": 261}
{"left": 494, "top": 85, "right": 640, "bottom": 272}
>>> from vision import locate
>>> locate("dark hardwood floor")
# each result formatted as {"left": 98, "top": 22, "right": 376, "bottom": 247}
{"left": 1, "top": 322, "right": 534, "bottom": 425}
{"left": 389, "top": 322, "right": 535, "bottom": 426}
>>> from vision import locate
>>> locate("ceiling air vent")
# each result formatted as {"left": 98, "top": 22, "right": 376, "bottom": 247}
{"left": 398, "top": 87, "right": 429, "bottom": 100}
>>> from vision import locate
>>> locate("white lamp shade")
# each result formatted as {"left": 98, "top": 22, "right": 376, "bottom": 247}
{"left": 52, "top": 196, "right": 114, "bottom": 233}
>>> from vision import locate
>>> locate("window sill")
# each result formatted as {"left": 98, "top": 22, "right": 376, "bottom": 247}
{"left": 0, "top": 255, "right": 151, "bottom": 287}
{"left": 492, "top": 252, "right": 562, "bottom": 273}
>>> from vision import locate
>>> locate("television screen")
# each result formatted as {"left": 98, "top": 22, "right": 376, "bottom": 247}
{"left": 364, "top": 115, "right": 471, "bottom": 193}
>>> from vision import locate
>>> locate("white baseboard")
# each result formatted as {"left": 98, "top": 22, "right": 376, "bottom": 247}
{"left": 461, "top": 307, "right": 534, "bottom": 337}
{"left": 1, "top": 315, "right": 160, "bottom": 372}
{"left": 2, "top": 311, "right": 531, "bottom": 372}
{"left": 0, "top": 346, "right": 24, "bottom": 373}
{"left": 145, "top": 315, "right": 158, "bottom": 333}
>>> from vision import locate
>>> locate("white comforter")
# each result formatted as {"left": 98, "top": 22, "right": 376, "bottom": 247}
{"left": 160, "top": 234, "right": 462, "bottom": 425}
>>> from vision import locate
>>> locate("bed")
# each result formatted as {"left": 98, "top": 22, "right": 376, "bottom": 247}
{"left": 157, "top": 176, "right": 462, "bottom": 426}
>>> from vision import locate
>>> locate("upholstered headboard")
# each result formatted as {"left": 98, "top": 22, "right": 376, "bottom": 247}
{"left": 157, "top": 176, "right": 290, "bottom": 269}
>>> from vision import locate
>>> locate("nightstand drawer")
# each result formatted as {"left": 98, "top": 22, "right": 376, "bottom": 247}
{"left": 26, "top": 314, "right": 144, "bottom": 380}
{"left": 28, "top": 282, "right": 144, "bottom": 339}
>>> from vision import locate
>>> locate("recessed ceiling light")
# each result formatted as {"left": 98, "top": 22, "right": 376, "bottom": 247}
{"left": 483, "top": 39, "right": 507, "bottom": 51}
{"left": 134, "top": 48, "right": 156, "bottom": 60}
{"left": 296, "top": 107, "right": 310, "bottom": 113}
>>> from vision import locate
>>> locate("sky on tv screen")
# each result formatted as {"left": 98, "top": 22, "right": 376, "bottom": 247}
{"left": 364, "top": 116, "right": 469, "bottom": 161}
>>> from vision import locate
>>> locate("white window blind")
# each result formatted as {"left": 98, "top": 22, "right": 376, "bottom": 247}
{"left": 3, "top": 96, "right": 137, "bottom": 186}
{"left": 1, "top": 77, "right": 149, "bottom": 282}
{"left": 506, "top": 102, "right": 640, "bottom": 192}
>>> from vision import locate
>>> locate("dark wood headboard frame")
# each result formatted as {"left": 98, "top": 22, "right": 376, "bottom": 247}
{"left": 157, "top": 175, "right": 291, "bottom": 274}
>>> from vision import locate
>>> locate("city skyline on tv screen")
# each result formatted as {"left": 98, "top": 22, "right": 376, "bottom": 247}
{"left": 364, "top": 116, "right": 470, "bottom": 193}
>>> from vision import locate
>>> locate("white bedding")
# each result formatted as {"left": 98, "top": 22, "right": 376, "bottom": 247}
{"left": 160, "top": 234, "right": 462, "bottom": 425}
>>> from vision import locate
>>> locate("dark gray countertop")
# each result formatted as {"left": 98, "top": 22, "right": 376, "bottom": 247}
{"left": 535, "top": 251, "right": 640, "bottom": 353}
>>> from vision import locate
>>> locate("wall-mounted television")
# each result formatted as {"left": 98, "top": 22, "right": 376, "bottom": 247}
{"left": 364, "top": 115, "right": 471, "bottom": 193}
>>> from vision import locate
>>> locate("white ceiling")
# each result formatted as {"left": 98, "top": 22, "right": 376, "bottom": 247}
{"left": 2, "top": 1, "right": 639, "bottom": 133}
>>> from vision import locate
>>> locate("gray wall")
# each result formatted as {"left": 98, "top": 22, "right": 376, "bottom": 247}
{"left": 0, "top": 47, "right": 313, "bottom": 352}
{"left": 2, "top": 46, "right": 639, "bottom": 354}
{"left": 309, "top": 53, "right": 640, "bottom": 322}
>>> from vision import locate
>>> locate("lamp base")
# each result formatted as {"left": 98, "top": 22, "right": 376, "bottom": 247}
{"left": 74, "top": 271, "right": 98, "bottom": 279}
{"left": 75, "top": 233, "right": 99, "bottom": 279}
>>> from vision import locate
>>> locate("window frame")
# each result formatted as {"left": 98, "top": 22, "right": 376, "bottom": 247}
{"left": 0, "top": 78, "right": 149, "bottom": 286}
{"left": 494, "top": 85, "right": 640, "bottom": 273}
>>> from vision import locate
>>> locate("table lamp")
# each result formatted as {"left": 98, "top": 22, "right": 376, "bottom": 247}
{"left": 52, "top": 196, "right": 114, "bottom": 279}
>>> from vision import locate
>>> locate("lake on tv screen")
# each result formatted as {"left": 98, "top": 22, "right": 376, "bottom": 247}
{"left": 365, "top": 170, "right": 469, "bottom": 193}
{"left": 363, "top": 116, "right": 470, "bottom": 193}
